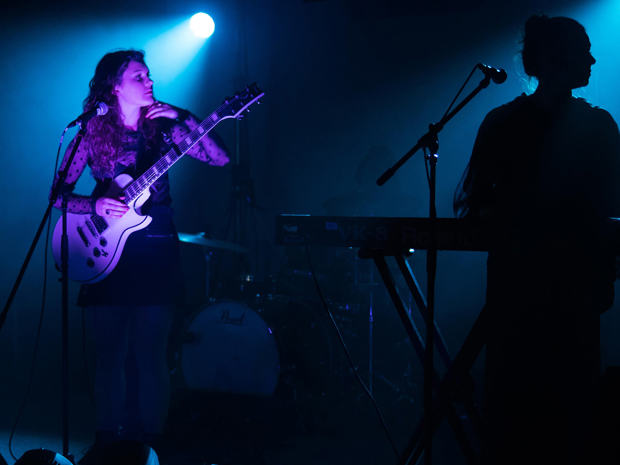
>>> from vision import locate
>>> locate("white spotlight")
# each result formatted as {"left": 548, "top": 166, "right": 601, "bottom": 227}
{"left": 190, "top": 12, "right": 215, "bottom": 39}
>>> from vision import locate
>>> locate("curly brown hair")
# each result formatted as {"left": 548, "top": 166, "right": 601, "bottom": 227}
{"left": 84, "top": 50, "right": 158, "bottom": 179}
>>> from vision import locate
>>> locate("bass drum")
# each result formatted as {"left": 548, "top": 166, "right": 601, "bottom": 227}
{"left": 181, "top": 301, "right": 280, "bottom": 396}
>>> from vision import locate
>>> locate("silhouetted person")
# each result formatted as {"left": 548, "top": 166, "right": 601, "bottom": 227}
{"left": 455, "top": 15, "right": 620, "bottom": 465}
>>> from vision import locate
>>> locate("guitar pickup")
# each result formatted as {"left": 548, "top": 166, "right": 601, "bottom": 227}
{"left": 76, "top": 226, "right": 90, "bottom": 247}
{"left": 90, "top": 215, "right": 108, "bottom": 234}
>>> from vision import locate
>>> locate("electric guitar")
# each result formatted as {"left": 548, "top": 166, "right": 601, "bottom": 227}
{"left": 51, "top": 84, "right": 264, "bottom": 283}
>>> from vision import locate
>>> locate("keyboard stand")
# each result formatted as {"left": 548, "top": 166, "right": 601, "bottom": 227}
{"left": 359, "top": 249, "right": 484, "bottom": 465}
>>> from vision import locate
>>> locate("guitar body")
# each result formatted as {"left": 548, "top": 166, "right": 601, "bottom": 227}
{"left": 51, "top": 173, "right": 152, "bottom": 284}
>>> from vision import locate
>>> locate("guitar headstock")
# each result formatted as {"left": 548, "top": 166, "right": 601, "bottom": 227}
{"left": 220, "top": 83, "right": 264, "bottom": 120}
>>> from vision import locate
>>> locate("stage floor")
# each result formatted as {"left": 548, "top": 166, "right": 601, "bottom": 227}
{"left": 1, "top": 388, "right": 466, "bottom": 465}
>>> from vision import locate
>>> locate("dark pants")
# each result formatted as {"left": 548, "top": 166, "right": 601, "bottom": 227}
{"left": 89, "top": 305, "right": 173, "bottom": 440}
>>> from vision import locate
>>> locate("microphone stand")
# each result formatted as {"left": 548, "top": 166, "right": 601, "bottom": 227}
{"left": 377, "top": 74, "right": 492, "bottom": 465}
{"left": 1, "top": 123, "right": 88, "bottom": 461}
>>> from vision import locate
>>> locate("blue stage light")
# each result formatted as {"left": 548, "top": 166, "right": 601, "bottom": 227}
{"left": 190, "top": 13, "right": 215, "bottom": 39}
{"left": 144, "top": 15, "right": 212, "bottom": 88}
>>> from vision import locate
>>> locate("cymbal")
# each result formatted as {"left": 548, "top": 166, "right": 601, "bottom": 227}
{"left": 177, "top": 232, "right": 248, "bottom": 254}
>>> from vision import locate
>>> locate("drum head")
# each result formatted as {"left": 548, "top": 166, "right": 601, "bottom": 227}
{"left": 181, "top": 301, "right": 280, "bottom": 396}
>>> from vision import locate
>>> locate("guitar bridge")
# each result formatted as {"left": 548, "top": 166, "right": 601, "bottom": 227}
{"left": 84, "top": 220, "right": 97, "bottom": 237}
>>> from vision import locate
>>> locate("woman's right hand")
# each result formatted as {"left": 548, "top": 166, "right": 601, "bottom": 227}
{"left": 95, "top": 197, "right": 129, "bottom": 218}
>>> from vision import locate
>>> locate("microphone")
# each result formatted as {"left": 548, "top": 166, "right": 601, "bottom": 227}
{"left": 477, "top": 63, "right": 507, "bottom": 84}
{"left": 68, "top": 102, "right": 109, "bottom": 128}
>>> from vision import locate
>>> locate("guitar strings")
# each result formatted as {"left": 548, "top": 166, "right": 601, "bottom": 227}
{"left": 122, "top": 115, "right": 220, "bottom": 202}
{"left": 122, "top": 92, "right": 254, "bottom": 202}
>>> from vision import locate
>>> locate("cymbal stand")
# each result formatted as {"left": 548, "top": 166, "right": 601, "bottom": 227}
{"left": 220, "top": 119, "right": 259, "bottom": 291}
{"left": 204, "top": 249, "right": 213, "bottom": 303}
{"left": 353, "top": 253, "right": 379, "bottom": 394}
{"left": 224, "top": 1, "right": 262, "bottom": 281}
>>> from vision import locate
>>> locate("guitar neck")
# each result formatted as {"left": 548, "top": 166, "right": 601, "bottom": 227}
{"left": 123, "top": 107, "right": 228, "bottom": 203}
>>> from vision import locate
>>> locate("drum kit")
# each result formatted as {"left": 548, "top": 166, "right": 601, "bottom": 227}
{"left": 174, "top": 231, "right": 333, "bottom": 400}
{"left": 173, "top": 230, "right": 415, "bottom": 414}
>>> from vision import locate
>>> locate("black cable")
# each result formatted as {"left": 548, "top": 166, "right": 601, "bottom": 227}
{"left": 428, "top": 66, "right": 478, "bottom": 195}
{"left": 81, "top": 307, "right": 95, "bottom": 407}
{"left": 303, "top": 244, "right": 400, "bottom": 459}
{"left": 8, "top": 200, "right": 52, "bottom": 461}
{"left": 7, "top": 127, "right": 68, "bottom": 460}
{"left": 431, "top": 65, "right": 478, "bottom": 192}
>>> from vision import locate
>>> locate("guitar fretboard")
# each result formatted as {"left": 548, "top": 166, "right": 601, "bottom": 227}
{"left": 122, "top": 108, "right": 225, "bottom": 203}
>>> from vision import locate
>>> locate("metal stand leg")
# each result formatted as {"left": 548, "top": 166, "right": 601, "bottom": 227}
{"left": 402, "top": 306, "right": 488, "bottom": 465}
{"left": 394, "top": 256, "right": 452, "bottom": 368}
{"left": 203, "top": 250, "right": 212, "bottom": 303}
{"left": 366, "top": 252, "right": 479, "bottom": 465}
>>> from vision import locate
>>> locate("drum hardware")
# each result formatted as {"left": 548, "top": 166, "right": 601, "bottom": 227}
{"left": 176, "top": 229, "right": 417, "bottom": 434}
{"left": 276, "top": 248, "right": 418, "bottom": 405}
{"left": 236, "top": 273, "right": 270, "bottom": 306}
{"left": 176, "top": 233, "right": 277, "bottom": 396}
{"left": 178, "top": 231, "right": 253, "bottom": 303}
{"left": 293, "top": 250, "right": 382, "bottom": 383}
{"left": 239, "top": 272, "right": 254, "bottom": 284}
{"left": 174, "top": 238, "right": 336, "bottom": 405}
{"left": 358, "top": 371, "right": 415, "bottom": 406}
{"left": 349, "top": 252, "right": 381, "bottom": 396}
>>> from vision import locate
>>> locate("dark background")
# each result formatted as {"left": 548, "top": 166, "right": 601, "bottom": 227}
{"left": 2, "top": 0, "right": 620, "bottom": 463}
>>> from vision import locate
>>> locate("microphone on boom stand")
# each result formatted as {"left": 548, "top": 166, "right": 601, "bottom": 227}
{"left": 477, "top": 63, "right": 507, "bottom": 84}
{"left": 67, "top": 102, "right": 109, "bottom": 129}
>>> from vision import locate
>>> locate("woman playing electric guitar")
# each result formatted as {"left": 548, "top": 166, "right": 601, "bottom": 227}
{"left": 51, "top": 49, "right": 229, "bottom": 450}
